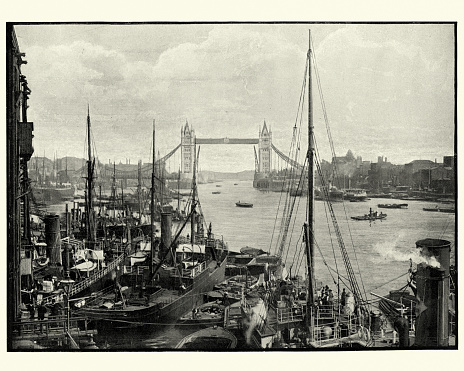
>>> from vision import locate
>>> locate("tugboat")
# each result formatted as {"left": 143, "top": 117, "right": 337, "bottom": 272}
{"left": 351, "top": 208, "right": 387, "bottom": 221}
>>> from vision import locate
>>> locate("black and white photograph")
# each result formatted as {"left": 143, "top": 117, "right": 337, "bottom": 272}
{"left": 6, "top": 17, "right": 457, "bottom": 356}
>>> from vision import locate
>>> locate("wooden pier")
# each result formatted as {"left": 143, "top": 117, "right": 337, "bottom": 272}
{"left": 12, "top": 315, "right": 97, "bottom": 349}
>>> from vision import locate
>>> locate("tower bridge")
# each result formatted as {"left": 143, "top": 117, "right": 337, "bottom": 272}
{"left": 93, "top": 121, "right": 302, "bottom": 185}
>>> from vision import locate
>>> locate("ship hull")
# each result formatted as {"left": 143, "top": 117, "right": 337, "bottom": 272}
{"left": 78, "top": 257, "right": 227, "bottom": 325}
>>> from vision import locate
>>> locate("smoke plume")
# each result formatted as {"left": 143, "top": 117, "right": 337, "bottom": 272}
{"left": 372, "top": 237, "right": 441, "bottom": 268}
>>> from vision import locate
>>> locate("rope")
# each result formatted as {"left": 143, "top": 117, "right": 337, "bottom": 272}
{"left": 312, "top": 45, "right": 370, "bottom": 309}
{"left": 268, "top": 57, "right": 308, "bottom": 256}
{"left": 370, "top": 272, "right": 409, "bottom": 292}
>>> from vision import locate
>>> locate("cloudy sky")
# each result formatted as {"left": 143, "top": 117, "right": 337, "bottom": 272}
{"left": 14, "top": 23, "right": 455, "bottom": 172}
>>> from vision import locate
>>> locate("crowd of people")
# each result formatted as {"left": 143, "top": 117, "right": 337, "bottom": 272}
{"left": 316, "top": 285, "right": 335, "bottom": 307}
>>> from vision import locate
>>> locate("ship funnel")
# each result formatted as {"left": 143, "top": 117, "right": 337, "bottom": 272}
{"left": 414, "top": 238, "right": 451, "bottom": 347}
{"left": 44, "top": 214, "right": 62, "bottom": 265}
{"left": 161, "top": 210, "right": 172, "bottom": 254}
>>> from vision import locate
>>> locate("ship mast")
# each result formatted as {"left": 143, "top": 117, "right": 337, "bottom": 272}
{"left": 177, "top": 168, "right": 181, "bottom": 213}
{"left": 112, "top": 162, "right": 116, "bottom": 218}
{"left": 159, "top": 150, "right": 163, "bottom": 210}
{"left": 190, "top": 139, "right": 197, "bottom": 246}
{"left": 150, "top": 120, "right": 156, "bottom": 275}
{"left": 86, "top": 106, "right": 95, "bottom": 248}
{"left": 138, "top": 160, "right": 142, "bottom": 223}
{"left": 305, "top": 29, "right": 316, "bottom": 312}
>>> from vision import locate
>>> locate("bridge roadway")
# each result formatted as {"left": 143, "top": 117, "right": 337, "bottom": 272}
{"left": 88, "top": 139, "right": 302, "bottom": 180}
{"left": 196, "top": 138, "right": 259, "bottom": 144}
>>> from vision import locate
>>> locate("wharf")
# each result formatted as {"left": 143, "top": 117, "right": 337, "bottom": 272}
{"left": 12, "top": 315, "right": 97, "bottom": 349}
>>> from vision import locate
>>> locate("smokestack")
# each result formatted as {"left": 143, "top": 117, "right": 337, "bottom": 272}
{"left": 161, "top": 210, "right": 172, "bottom": 259}
{"left": 44, "top": 214, "right": 62, "bottom": 265}
{"left": 414, "top": 238, "right": 451, "bottom": 347}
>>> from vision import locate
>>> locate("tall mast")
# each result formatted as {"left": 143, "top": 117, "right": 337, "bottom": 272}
{"left": 86, "top": 105, "right": 94, "bottom": 247}
{"left": 121, "top": 180, "right": 124, "bottom": 217}
{"left": 177, "top": 168, "right": 181, "bottom": 213}
{"left": 150, "top": 120, "right": 156, "bottom": 275}
{"left": 53, "top": 151, "right": 56, "bottom": 183}
{"left": 112, "top": 162, "right": 116, "bottom": 218}
{"left": 35, "top": 155, "right": 39, "bottom": 183}
{"left": 159, "top": 150, "right": 163, "bottom": 210}
{"left": 42, "top": 151, "right": 45, "bottom": 185}
{"left": 305, "top": 29, "right": 316, "bottom": 309}
{"left": 138, "top": 160, "right": 142, "bottom": 222}
{"left": 190, "top": 140, "right": 197, "bottom": 245}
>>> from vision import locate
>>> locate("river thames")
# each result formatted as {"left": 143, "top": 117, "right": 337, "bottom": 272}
{"left": 51, "top": 179, "right": 455, "bottom": 350}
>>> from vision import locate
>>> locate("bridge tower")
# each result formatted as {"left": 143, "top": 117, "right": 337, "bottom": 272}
{"left": 181, "top": 121, "right": 195, "bottom": 179}
{"left": 258, "top": 120, "right": 272, "bottom": 174}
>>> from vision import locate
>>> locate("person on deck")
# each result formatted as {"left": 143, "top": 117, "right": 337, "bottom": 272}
{"left": 341, "top": 288, "right": 346, "bottom": 307}
{"left": 51, "top": 299, "right": 63, "bottom": 317}
{"left": 37, "top": 303, "right": 48, "bottom": 333}
{"left": 328, "top": 289, "right": 334, "bottom": 310}
{"left": 37, "top": 303, "right": 47, "bottom": 321}
{"left": 28, "top": 304, "right": 36, "bottom": 319}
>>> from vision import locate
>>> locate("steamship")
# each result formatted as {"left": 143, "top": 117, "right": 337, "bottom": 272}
{"left": 76, "top": 209, "right": 228, "bottom": 326}
{"left": 76, "top": 124, "right": 228, "bottom": 327}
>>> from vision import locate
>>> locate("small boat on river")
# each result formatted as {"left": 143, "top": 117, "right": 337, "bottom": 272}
{"left": 423, "top": 206, "right": 455, "bottom": 213}
{"left": 178, "top": 301, "right": 226, "bottom": 327}
{"left": 378, "top": 203, "right": 408, "bottom": 209}
{"left": 236, "top": 201, "right": 253, "bottom": 208}
{"left": 351, "top": 208, "right": 387, "bottom": 221}
{"left": 175, "top": 326, "right": 237, "bottom": 350}
{"left": 212, "top": 191, "right": 221, "bottom": 194}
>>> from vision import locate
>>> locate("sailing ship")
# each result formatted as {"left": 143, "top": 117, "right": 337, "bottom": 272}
{"left": 77, "top": 128, "right": 228, "bottom": 326}
{"left": 35, "top": 109, "right": 128, "bottom": 307}
{"left": 240, "top": 30, "right": 374, "bottom": 349}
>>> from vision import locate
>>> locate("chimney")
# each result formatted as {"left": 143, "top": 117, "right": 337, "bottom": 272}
{"left": 414, "top": 238, "right": 451, "bottom": 347}
{"left": 161, "top": 210, "right": 172, "bottom": 260}
{"left": 44, "top": 214, "right": 62, "bottom": 265}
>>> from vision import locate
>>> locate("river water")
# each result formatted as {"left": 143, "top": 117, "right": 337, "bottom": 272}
{"left": 50, "top": 179, "right": 455, "bottom": 349}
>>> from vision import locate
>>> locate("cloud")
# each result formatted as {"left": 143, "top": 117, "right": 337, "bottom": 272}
{"left": 17, "top": 24, "right": 455, "bottom": 171}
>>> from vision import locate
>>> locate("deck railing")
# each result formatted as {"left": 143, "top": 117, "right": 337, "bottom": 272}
{"left": 179, "top": 261, "right": 207, "bottom": 278}
{"left": 123, "top": 265, "right": 150, "bottom": 275}
{"left": 310, "top": 304, "right": 371, "bottom": 347}
{"left": 42, "top": 252, "right": 126, "bottom": 305}
{"left": 274, "top": 304, "right": 305, "bottom": 324}
{"left": 12, "top": 315, "right": 91, "bottom": 338}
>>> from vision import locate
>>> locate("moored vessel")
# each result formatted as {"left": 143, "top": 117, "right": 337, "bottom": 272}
{"left": 378, "top": 203, "right": 408, "bottom": 209}
{"left": 175, "top": 326, "right": 237, "bottom": 349}
{"left": 236, "top": 201, "right": 253, "bottom": 208}
{"left": 77, "top": 128, "right": 228, "bottom": 327}
{"left": 240, "top": 30, "right": 374, "bottom": 349}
